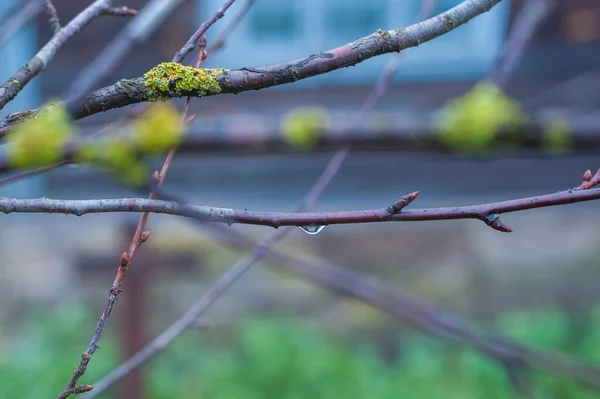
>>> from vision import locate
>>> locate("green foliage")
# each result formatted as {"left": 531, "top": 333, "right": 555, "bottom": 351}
{"left": 131, "top": 102, "right": 187, "bottom": 154}
{"left": 541, "top": 117, "right": 572, "bottom": 152}
{"left": 281, "top": 107, "right": 330, "bottom": 150}
{"left": 2, "top": 308, "right": 600, "bottom": 398}
{"left": 143, "top": 62, "right": 224, "bottom": 101}
{"left": 75, "top": 103, "right": 187, "bottom": 185}
{"left": 435, "top": 81, "right": 526, "bottom": 152}
{"left": 0, "top": 305, "right": 119, "bottom": 399}
{"left": 5, "top": 102, "right": 74, "bottom": 169}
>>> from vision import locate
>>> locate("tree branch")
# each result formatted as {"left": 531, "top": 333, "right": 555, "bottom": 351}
{"left": 0, "top": 0, "right": 504, "bottom": 130}
{"left": 0, "top": 0, "right": 137, "bottom": 113}
{"left": 1, "top": 177, "right": 599, "bottom": 232}
{"left": 87, "top": 187, "right": 600, "bottom": 392}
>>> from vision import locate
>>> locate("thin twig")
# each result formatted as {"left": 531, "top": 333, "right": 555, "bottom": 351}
{"left": 86, "top": 146, "right": 349, "bottom": 397}
{"left": 54, "top": 3, "right": 240, "bottom": 397}
{"left": 206, "top": 0, "right": 254, "bottom": 53}
{"left": 356, "top": 0, "right": 438, "bottom": 119}
{"left": 0, "top": 160, "right": 69, "bottom": 187}
{"left": 171, "top": 0, "right": 237, "bottom": 63}
{"left": 45, "top": 0, "right": 61, "bottom": 34}
{"left": 488, "top": 0, "right": 556, "bottom": 87}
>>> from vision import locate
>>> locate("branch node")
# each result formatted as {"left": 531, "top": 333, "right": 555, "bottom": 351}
{"left": 140, "top": 231, "right": 150, "bottom": 243}
{"left": 152, "top": 170, "right": 161, "bottom": 183}
{"left": 119, "top": 252, "right": 129, "bottom": 267}
{"left": 576, "top": 168, "right": 600, "bottom": 190}
{"left": 484, "top": 213, "right": 512, "bottom": 233}
{"left": 387, "top": 191, "right": 419, "bottom": 214}
{"left": 73, "top": 384, "right": 94, "bottom": 394}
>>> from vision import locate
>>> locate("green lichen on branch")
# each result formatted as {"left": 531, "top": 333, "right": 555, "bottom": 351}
{"left": 5, "top": 102, "right": 74, "bottom": 169}
{"left": 143, "top": 62, "right": 224, "bottom": 101}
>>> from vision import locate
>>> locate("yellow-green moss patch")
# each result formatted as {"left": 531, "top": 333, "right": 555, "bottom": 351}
{"left": 143, "top": 62, "right": 224, "bottom": 101}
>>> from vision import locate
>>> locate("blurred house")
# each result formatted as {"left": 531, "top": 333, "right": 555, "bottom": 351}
{"left": 0, "top": 0, "right": 599, "bottom": 328}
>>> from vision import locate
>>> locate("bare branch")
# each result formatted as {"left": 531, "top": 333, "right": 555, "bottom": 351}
{"left": 206, "top": 0, "right": 255, "bottom": 54}
{"left": 0, "top": 0, "right": 504, "bottom": 129}
{"left": 1, "top": 180, "right": 599, "bottom": 231}
{"left": 171, "top": 0, "right": 237, "bottom": 63}
{"left": 0, "top": 0, "right": 137, "bottom": 112}
{"left": 84, "top": 186, "right": 600, "bottom": 392}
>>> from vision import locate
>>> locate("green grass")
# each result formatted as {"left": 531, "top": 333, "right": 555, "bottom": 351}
{"left": 1, "top": 305, "right": 599, "bottom": 398}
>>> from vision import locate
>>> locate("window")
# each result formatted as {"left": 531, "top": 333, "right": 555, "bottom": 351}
{"left": 199, "top": 0, "right": 511, "bottom": 85}
{"left": 250, "top": 3, "right": 298, "bottom": 41}
{"left": 0, "top": 0, "right": 44, "bottom": 197}
{"left": 325, "top": 1, "right": 385, "bottom": 39}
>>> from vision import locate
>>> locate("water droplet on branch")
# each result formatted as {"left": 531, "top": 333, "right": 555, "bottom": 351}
{"left": 298, "top": 225, "right": 326, "bottom": 235}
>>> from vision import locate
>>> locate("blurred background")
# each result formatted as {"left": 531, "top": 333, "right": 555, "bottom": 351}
{"left": 1, "top": 0, "right": 600, "bottom": 398}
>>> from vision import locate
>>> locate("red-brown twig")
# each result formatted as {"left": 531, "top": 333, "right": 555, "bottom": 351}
{"left": 85, "top": 146, "right": 349, "bottom": 397}
{"left": 0, "top": 0, "right": 137, "bottom": 112}
{"left": 53, "top": 3, "right": 240, "bottom": 397}
{"left": 2, "top": 177, "right": 600, "bottom": 233}
{"left": 172, "top": 0, "right": 237, "bottom": 63}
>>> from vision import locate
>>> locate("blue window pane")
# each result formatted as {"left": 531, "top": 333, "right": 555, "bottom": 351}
{"left": 0, "top": 0, "right": 45, "bottom": 198}
{"left": 250, "top": 4, "right": 297, "bottom": 41}
{"left": 325, "top": 2, "right": 385, "bottom": 39}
